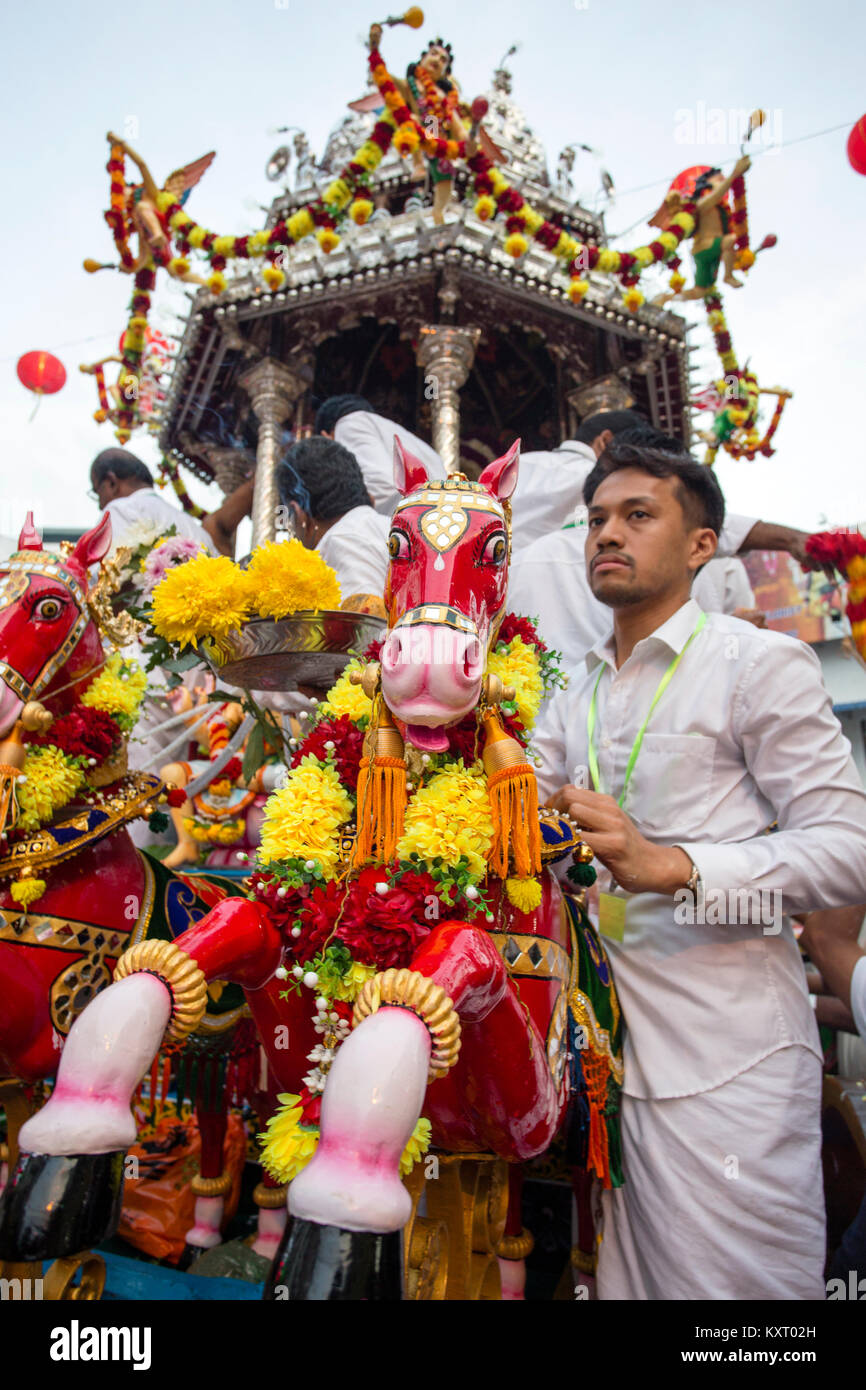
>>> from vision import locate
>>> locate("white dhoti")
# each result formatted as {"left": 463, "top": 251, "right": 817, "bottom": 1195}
{"left": 598, "top": 1045, "right": 826, "bottom": 1300}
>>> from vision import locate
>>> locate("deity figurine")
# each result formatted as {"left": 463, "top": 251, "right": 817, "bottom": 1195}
{"left": 368, "top": 25, "right": 469, "bottom": 224}
{"left": 654, "top": 154, "right": 752, "bottom": 304}
{"left": 101, "top": 132, "right": 216, "bottom": 284}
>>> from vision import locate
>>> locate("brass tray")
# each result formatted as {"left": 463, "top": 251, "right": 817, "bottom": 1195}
{"left": 201, "top": 611, "right": 385, "bottom": 692}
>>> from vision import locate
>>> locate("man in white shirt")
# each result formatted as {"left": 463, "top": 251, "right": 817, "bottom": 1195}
{"left": 315, "top": 395, "right": 445, "bottom": 517}
{"left": 532, "top": 437, "right": 866, "bottom": 1299}
{"left": 89, "top": 449, "right": 218, "bottom": 555}
{"left": 277, "top": 435, "right": 390, "bottom": 602}
{"left": 509, "top": 409, "right": 646, "bottom": 555}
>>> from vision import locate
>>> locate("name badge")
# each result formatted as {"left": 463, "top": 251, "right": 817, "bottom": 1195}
{"left": 598, "top": 892, "right": 626, "bottom": 943}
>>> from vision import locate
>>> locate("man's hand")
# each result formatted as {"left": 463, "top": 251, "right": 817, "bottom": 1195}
{"left": 547, "top": 786, "right": 693, "bottom": 896}
{"left": 368, "top": 22, "right": 383, "bottom": 50}
{"left": 734, "top": 154, "right": 752, "bottom": 177}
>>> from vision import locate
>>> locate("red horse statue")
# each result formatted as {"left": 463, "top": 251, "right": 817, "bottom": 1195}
{"left": 0, "top": 515, "right": 259, "bottom": 1265}
{"left": 1, "top": 447, "right": 622, "bottom": 1299}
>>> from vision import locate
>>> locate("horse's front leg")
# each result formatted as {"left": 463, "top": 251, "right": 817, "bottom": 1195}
{"left": 286, "top": 920, "right": 557, "bottom": 1238}
{"left": 0, "top": 900, "right": 281, "bottom": 1262}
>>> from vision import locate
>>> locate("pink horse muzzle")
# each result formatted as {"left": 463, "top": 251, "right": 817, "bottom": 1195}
{"left": 381, "top": 619, "right": 485, "bottom": 753}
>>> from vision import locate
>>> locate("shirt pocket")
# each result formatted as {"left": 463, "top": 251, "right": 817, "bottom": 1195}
{"left": 624, "top": 732, "right": 716, "bottom": 839}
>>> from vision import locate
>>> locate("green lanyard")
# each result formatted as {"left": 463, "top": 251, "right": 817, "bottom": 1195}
{"left": 586, "top": 611, "right": 707, "bottom": 806}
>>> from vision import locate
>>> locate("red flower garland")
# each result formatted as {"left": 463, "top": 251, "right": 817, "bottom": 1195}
{"left": 32, "top": 706, "right": 120, "bottom": 764}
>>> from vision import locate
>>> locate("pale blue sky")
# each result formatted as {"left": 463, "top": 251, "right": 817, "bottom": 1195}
{"left": 2, "top": 0, "right": 864, "bottom": 542}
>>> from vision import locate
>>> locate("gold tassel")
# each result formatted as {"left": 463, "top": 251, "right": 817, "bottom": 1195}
{"left": 351, "top": 699, "right": 407, "bottom": 868}
{"left": 481, "top": 710, "right": 542, "bottom": 879}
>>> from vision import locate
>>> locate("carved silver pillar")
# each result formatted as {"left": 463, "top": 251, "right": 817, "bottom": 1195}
{"left": 416, "top": 325, "right": 481, "bottom": 475}
{"left": 239, "top": 358, "right": 308, "bottom": 547}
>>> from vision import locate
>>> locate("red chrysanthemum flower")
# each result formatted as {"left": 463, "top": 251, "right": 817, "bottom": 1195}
{"left": 34, "top": 706, "right": 120, "bottom": 763}
{"left": 291, "top": 716, "right": 365, "bottom": 794}
{"left": 497, "top": 612, "right": 545, "bottom": 652}
{"left": 334, "top": 867, "right": 435, "bottom": 970}
{"left": 296, "top": 880, "right": 345, "bottom": 965}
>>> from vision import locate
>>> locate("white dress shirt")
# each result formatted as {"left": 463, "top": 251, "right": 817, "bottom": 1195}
{"left": 532, "top": 597, "right": 866, "bottom": 1099}
{"left": 852, "top": 954, "right": 866, "bottom": 1041}
{"left": 508, "top": 525, "right": 757, "bottom": 673}
{"left": 105, "top": 488, "right": 217, "bottom": 555}
{"left": 317, "top": 505, "right": 390, "bottom": 601}
{"left": 334, "top": 412, "right": 444, "bottom": 516}
{"left": 509, "top": 441, "right": 596, "bottom": 555}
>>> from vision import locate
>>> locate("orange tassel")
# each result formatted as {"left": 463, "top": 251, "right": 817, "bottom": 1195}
{"left": 481, "top": 711, "right": 542, "bottom": 878}
{"left": 0, "top": 721, "right": 28, "bottom": 840}
{"left": 351, "top": 700, "right": 407, "bottom": 868}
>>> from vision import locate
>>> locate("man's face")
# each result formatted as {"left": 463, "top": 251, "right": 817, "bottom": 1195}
{"left": 89, "top": 470, "right": 119, "bottom": 510}
{"left": 585, "top": 467, "right": 716, "bottom": 608}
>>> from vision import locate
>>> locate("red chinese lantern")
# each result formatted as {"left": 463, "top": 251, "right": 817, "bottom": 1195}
{"left": 847, "top": 116, "right": 866, "bottom": 175}
{"left": 16, "top": 350, "right": 67, "bottom": 421}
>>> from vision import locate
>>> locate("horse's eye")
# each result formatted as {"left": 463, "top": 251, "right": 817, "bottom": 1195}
{"left": 35, "top": 597, "right": 63, "bottom": 621}
{"left": 481, "top": 532, "right": 507, "bottom": 566}
{"left": 388, "top": 530, "right": 411, "bottom": 561}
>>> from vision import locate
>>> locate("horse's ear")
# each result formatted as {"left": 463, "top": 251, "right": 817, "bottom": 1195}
{"left": 70, "top": 512, "right": 113, "bottom": 570}
{"left": 479, "top": 439, "right": 520, "bottom": 501}
{"left": 17, "top": 511, "right": 42, "bottom": 551}
{"left": 393, "top": 436, "right": 430, "bottom": 497}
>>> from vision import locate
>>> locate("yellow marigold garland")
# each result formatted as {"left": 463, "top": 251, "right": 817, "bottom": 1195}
{"left": 396, "top": 760, "right": 494, "bottom": 880}
{"left": 81, "top": 654, "right": 148, "bottom": 730}
{"left": 259, "top": 1095, "right": 431, "bottom": 1185}
{"left": 320, "top": 661, "right": 373, "bottom": 723}
{"left": 17, "top": 746, "right": 86, "bottom": 832}
{"left": 485, "top": 635, "right": 544, "bottom": 730}
{"left": 258, "top": 757, "right": 353, "bottom": 876}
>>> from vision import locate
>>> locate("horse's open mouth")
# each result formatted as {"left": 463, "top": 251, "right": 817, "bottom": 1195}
{"left": 403, "top": 723, "right": 451, "bottom": 754}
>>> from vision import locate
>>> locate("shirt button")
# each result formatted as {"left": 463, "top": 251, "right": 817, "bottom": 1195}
{"left": 602, "top": 737, "right": 612, "bottom": 748}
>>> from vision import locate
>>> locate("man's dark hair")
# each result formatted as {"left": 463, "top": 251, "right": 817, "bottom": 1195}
{"left": 584, "top": 439, "right": 725, "bottom": 535}
{"left": 314, "top": 395, "right": 374, "bottom": 436}
{"left": 278, "top": 436, "right": 372, "bottom": 520}
{"left": 90, "top": 448, "right": 153, "bottom": 487}
{"left": 615, "top": 424, "right": 686, "bottom": 452}
{"left": 573, "top": 409, "right": 648, "bottom": 445}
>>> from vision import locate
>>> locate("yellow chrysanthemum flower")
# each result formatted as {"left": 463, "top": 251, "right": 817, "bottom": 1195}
{"left": 597, "top": 249, "right": 621, "bottom": 272}
{"left": 324, "top": 960, "right": 377, "bottom": 1003}
{"left": 486, "top": 636, "right": 543, "bottom": 730}
{"left": 287, "top": 209, "right": 315, "bottom": 242}
{"left": 188, "top": 225, "right": 208, "bottom": 249}
{"left": 212, "top": 236, "right": 236, "bottom": 258}
{"left": 259, "top": 1095, "right": 319, "bottom": 1184}
{"left": 397, "top": 760, "right": 494, "bottom": 878}
{"left": 399, "top": 1117, "right": 432, "bottom": 1176}
{"left": 634, "top": 246, "right": 654, "bottom": 268}
{"left": 17, "top": 746, "right": 85, "bottom": 831}
{"left": 245, "top": 539, "right": 341, "bottom": 620}
{"left": 259, "top": 1098, "right": 430, "bottom": 1185}
{"left": 249, "top": 230, "right": 272, "bottom": 253}
{"left": 505, "top": 876, "right": 543, "bottom": 914}
{"left": 847, "top": 555, "right": 866, "bottom": 583}
{"left": 81, "top": 654, "right": 147, "bottom": 725}
{"left": 150, "top": 554, "right": 252, "bottom": 647}
{"left": 258, "top": 757, "right": 353, "bottom": 875}
{"left": 320, "top": 661, "right": 373, "bottom": 723}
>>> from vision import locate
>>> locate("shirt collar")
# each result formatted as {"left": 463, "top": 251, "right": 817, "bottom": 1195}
{"left": 586, "top": 597, "right": 704, "bottom": 674}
